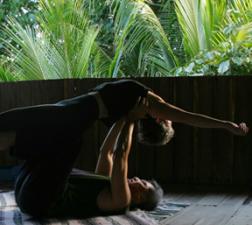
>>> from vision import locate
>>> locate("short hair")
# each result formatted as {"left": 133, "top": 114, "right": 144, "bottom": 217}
{"left": 134, "top": 180, "right": 164, "bottom": 211}
{"left": 137, "top": 116, "right": 174, "bottom": 146}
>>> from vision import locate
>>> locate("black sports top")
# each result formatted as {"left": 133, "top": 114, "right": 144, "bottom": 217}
{"left": 47, "top": 171, "right": 126, "bottom": 218}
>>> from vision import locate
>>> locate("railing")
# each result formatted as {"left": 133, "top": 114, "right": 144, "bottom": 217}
{"left": 0, "top": 77, "right": 251, "bottom": 186}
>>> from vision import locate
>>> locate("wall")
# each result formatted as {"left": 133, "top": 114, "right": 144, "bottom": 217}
{"left": 0, "top": 77, "right": 251, "bottom": 186}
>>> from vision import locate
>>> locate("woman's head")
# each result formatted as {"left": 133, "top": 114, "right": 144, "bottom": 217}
{"left": 128, "top": 177, "right": 163, "bottom": 211}
{"left": 137, "top": 116, "right": 174, "bottom": 146}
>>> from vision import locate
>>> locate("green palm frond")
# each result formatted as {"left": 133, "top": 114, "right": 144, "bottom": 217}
{"left": 0, "top": 60, "right": 18, "bottom": 82}
{"left": 145, "top": 45, "right": 174, "bottom": 76}
{"left": 159, "top": 0, "right": 184, "bottom": 62}
{"left": 1, "top": 17, "right": 64, "bottom": 80}
{"left": 229, "top": 0, "right": 252, "bottom": 23}
{"left": 108, "top": 0, "right": 136, "bottom": 77}
{"left": 0, "top": 0, "right": 110, "bottom": 80}
{"left": 201, "top": 0, "right": 226, "bottom": 47}
{"left": 175, "top": 0, "right": 204, "bottom": 58}
{"left": 175, "top": 0, "right": 226, "bottom": 59}
{"left": 110, "top": 0, "right": 177, "bottom": 77}
{"left": 39, "top": 0, "right": 101, "bottom": 78}
{"left": 234, "top": 22, "right": 252, "bottom": 47}
{"left": 90, "top": 43, "right": 114, "bottom": 77}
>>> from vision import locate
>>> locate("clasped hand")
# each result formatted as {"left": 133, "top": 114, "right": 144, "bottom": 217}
{"left": 127, "top": 97, "right": 149, "bottom": 122}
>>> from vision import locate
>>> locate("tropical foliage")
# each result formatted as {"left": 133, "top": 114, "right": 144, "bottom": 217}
{"left": 0, "top": 59, "right": 17, "bottom": 82}
{"left": 175, "top": 0, "right": 252, "bottom": 76}
{"left": 175, "top": 0, "right": 226, "bottom": 59}
{"left": 0, "top": 0, "right": 251, "bottom": 81}
{"left": 0, "top": 0, "right": 38, "bottom": 55}
{"left": 109, "top": 0, "right": 177, "bottom": 77}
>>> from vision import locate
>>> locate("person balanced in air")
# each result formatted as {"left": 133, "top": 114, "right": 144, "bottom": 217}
{"left": 0, "top": 79, "right": 248, "bottom": 218}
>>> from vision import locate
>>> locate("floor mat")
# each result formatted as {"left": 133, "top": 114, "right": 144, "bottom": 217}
{"left": 0, "top": 191, "right": 189, "bottom": 225}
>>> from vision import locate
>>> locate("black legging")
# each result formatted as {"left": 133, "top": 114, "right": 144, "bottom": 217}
{"left": 0, "top": 94, "right": 98, "bottom": 132}
{"left": 15, "top": 139, "right": 82, "bottom": 217}
{"left": 0, "top": 94, "right": 99, "bottom": 217}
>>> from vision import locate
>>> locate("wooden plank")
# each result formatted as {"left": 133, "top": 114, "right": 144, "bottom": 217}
{"left": 0, "top": 82, "right": 21, "bottom": 111}
{"left": 233, "top": 77, "right": 252, "bottom": 185}
{"left": 212, "top": 77, "right": 234, "bottom": 184}
{"left": 164, "top": 192, "right": 185, "bottom": 202}
{"left": 225, "top": 204, "right": 252, "bottom": 225}
{"left": 0, "top": 80, "right": 64, "bottom": 111}
{"left": 193, "top": 77, "right": 214, "bottom": 184}
{"left": 162, "top": 193, "right": 247, "bottom": 225}
{"left": 197, "top": 192, "right": 227, "bottom": 206}
{"left": 29, "top": 79, "right": 65, "bottom": 104}
{"left": 176, "top": 192, "right": 205, "bottom": 205}
{"left": 172, "top": 77, "right": 194, "bottom": 183}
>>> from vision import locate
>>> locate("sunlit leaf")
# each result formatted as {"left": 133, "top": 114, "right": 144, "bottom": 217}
{"left": 232, "top": 57, "right": 243, "bottom": 65}
{"left": 184, "top": 62, "right": 195, "bottom": 73}
{"left": 218, "top": 59, "right": 230, "bottom": 74}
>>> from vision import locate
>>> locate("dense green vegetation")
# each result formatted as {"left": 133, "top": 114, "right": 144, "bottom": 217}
{"left": 0, "top": 0, "right": 251, "bottom": 81}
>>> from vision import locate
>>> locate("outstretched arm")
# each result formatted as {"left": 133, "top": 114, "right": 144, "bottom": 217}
{"left": 145, "top": 91, "right": 249, "bottom": 136}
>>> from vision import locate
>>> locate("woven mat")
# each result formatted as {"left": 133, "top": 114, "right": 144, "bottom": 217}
{"left": 0, "top": 191, "right": 189, "bottom": 225}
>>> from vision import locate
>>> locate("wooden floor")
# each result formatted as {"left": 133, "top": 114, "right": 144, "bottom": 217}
{"left": 162, "top": 189, "right": 252, "bottom": 225}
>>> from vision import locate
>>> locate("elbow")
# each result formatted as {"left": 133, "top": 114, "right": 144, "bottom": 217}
{"left": 114, "top": 196, "right": 131, "bottom": 210}
{"left": 111, "top": 187, "right": 131, "bottom": 210}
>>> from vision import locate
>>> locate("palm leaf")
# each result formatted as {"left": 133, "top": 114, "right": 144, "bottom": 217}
{"left": 213, "top": 0, "right": 252, "bottom": 47}
{"left": 201, "top": 0, "right": 226, "bottom": 48}
{"left": 39, "top": 0, "right": 101, "bottom": 78}
{"left": 0, "top": 60, "right": 18, "bottom": 82}
{"left": 1, "top": 0, "right": 110, "bottom": 80}
{"left": 235, "top": 22, "right": 252, "bottom": 46}
{"left": 175, "top": 0, "right": 226, "bottom": 59}
{"left": 110, "top": 0, "right": 177, "bottom": 77}
{"left": 88, "top": 42, "right": 114, "bottom": 77}
{"left": 175, "top": 0, "right": 204, "bottom": 58}
{"left": 1, "top": 17, "right": 65, "bottom": 80}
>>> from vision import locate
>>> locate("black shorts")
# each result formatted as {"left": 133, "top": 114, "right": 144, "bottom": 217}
{"left": 93, "top": 79, "right": 150, "bottom": 126}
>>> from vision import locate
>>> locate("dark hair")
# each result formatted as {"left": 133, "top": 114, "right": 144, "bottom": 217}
{"left": 135, "top": 180, "right": 164, "bottom": 211}
{"left": 137, "top": 116, "right": 174, "bottom": 146}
